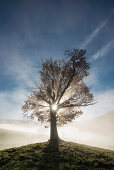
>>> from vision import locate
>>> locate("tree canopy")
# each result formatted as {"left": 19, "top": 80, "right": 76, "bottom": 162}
{"left": 22, "top": 49, "right": 94, "bottom": 126}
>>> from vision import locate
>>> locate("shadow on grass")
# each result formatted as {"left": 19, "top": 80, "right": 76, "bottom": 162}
{"left": 38, "top": 141, "right": 60, "bottom": 170}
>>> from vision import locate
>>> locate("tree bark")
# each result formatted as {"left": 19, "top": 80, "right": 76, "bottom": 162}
{"left": 50, "top": 111, "right": 59, "bottom": 143}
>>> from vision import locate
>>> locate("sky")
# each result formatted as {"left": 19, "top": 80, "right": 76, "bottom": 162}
{"left": 0, "top": 0, "right": 114, "bottom": 120}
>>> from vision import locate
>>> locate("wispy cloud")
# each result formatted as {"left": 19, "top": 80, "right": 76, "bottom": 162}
{"left": 0, "top": 88, "right": 28, "bottom": 120}
{"left": 92, "top": 38, "right": 114, "bottom": 60}
{"left": 80, "top": 89, "right": 114, "bottom": 120}
{"left": 7, "top": 57, "right": 35, "bottom": 86}
{"left": 80, "top": 19, "right": 109, "bottom": 48}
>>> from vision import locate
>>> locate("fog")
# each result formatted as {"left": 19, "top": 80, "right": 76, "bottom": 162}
{"left": 0, "top": 111, "right": 114, "bottom": 150}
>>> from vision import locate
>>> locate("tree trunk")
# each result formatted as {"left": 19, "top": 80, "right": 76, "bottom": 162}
{"left": 50, "top": 110, "right": 59, "bottom": 143}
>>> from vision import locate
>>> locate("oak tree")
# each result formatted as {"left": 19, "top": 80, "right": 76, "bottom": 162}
{"left": 22, "top": 49, "right": 94, "bottom": 143}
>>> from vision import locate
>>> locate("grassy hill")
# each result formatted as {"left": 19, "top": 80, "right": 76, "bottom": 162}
{"left": 0, "top": 141, "right": 114, "bottom": 170}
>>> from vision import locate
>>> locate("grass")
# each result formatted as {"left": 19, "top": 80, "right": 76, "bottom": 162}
{"left": 0, "top": 141, "right": 114, "bottom": 170}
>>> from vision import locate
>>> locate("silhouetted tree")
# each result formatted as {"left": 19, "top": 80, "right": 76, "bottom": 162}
{"left": 22, "top": 49, "right": 94, "bottom": 143}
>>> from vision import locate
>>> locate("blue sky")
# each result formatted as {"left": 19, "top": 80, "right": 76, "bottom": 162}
{"left": 0, "top": 0, "right": 114, "bottom": 120}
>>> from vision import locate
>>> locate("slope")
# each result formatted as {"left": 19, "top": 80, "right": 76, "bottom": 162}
{"left": 0, "top": 141, "right": 114, "bottom": 170}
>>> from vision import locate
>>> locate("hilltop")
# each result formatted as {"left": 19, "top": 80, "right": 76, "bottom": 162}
{"left": 0, "top": 141, "right": 114, "bottom": 170}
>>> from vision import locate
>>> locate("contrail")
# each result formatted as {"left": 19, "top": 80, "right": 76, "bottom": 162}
{"left": 80, "top": 19, "right": 109, "bottom": 48}
{"left": 92, "top": 38, "right": 114, "bottom": 60}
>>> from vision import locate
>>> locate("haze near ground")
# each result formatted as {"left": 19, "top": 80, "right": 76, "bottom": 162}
{"left": 0, "top": 110, "right": 113, "bottom": 150}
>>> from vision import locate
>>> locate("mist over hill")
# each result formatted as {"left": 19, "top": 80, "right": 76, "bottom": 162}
{"left": 77, "top": 110, "right": 114, "bottom": 133}
{"left": 0, "top": 111, "right": 114, "bottom": 150}
{"left": 61, "top": 110, "right": 114, "bottom": 150}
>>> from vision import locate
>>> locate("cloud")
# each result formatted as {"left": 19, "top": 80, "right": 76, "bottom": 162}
{"left": 0, "top": 52, "right": 43, "bottom": 120}
{"left": 80, "top": 19, "right": 109, "bottom": 48}
{"left": 0, "top": 88, "right": 29, "bottom": 120}
{"left": 91, "top": 38, "right": 114, "bottom": 60}
{"left": 78, "top": 89, "right": 114, "bottom": 121}
{"left": 4, "top": 56, "right": 38, "bottom": 87}
{"left": 0, "top": 55, "right": 41, "bottom": 120}
{"left": 84, "top": 70, "right": 98, "bottom": 87}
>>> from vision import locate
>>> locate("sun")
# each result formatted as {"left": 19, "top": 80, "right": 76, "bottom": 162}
{"left": 51, "top": 104, "right": 58, "bottom": 111}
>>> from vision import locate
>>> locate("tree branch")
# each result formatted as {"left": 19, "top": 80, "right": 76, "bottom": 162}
{"left": 59, "top": 102, "right": 96, "bottom": 108}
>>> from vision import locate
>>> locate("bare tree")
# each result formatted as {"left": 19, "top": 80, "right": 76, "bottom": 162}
{"left": 22, "top": 49, "right": 94, "bottom": 143}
